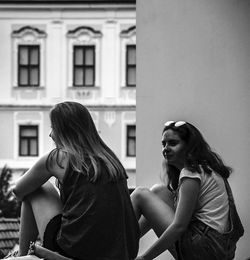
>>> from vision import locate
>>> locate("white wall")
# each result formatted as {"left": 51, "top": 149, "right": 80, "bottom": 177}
{"left": 137, "top": 0, "right": 250, "bottom": 259}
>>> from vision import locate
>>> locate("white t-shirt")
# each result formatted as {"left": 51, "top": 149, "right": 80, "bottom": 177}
{"left": 178, "top": 168, "right": 229, "bottom": 233}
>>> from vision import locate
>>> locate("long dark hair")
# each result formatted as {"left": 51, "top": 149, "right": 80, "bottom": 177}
{"left": 47, "top": 101, "right": 127, "bottom": 182}
{"left": 162, "top": 121, "right": 232, "bottom": 191}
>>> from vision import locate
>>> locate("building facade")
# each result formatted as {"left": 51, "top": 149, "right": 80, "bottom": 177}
{"left": 0, "top": 0, "right": 136, "bottom": 187}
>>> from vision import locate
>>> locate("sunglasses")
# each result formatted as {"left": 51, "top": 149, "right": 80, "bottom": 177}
{"left": 164, "top": 121, "right": 186, "bottom": 127}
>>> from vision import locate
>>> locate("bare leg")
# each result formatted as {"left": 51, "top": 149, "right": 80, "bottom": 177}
{"left": 136, "top": 184, "right": 175, "bottom": 237}
{"left": 19, "top": 181, "right": 62, "bottom": 256}
{"left": 131, "top": 184, "right": 175, "bottom": 237}
{"left": 19, "top": 200, "right": 39, "bottom": 256}
{"left": 131, "top": 185, "right": 178, "bottom": 258}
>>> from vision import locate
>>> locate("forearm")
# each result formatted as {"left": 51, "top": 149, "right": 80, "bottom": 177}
{"left": 142, "top": 224, "right": 185, "bottom": 260}
{"left": 12, "top": 154, "right": 52, "bottom": 201}
{"left": 12, "top": 177, "right": 40, "bottom": 201}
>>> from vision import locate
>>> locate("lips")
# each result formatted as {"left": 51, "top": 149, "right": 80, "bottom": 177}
{"left": 163, "top": 152, "right": 173, "bottom": 160}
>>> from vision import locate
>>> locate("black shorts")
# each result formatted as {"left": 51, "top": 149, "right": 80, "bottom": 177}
{"left": 43, "top": 215, "right": 87, "bottom": 260}
{"left": 43, "top": 214, "right": 70, "bottom": 257}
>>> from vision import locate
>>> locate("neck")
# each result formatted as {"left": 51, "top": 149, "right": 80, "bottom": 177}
{"left": 173, "top": 162, "right": 184, "bottom": 171}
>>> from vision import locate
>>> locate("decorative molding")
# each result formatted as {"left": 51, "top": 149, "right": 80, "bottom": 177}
{"left": 12, "top": 26, "right": 47, "bottom": 40}
{"left": 67, "top": 26, "right": 102, "bottom": 42}
{"left": 120, "top": 25, "right": 136, "bottom": 39}
{"left": 0, "top": 104, "right": 135, "bottom": 110}
{"left": 0, "top": 0, "right": 136, "bottom": 4}
{"left": 104, "top": 111, "right": 116, "bottom": 127}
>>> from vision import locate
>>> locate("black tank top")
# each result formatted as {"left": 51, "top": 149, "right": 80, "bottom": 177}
{"left": 56, "top": 160, "right": 139, "bottom": 260}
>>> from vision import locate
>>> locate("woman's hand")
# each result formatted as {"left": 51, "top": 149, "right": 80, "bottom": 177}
{"left": 29, "top": 243, "right": 72, "bottom": 260}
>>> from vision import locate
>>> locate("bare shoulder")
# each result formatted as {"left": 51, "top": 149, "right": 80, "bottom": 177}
{"left": 46, "top": 149, "right": 69, "bottom": 181}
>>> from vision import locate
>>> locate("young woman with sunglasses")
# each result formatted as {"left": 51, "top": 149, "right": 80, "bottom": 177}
{"left": 131, "top": 121, "right": 244, "bottom": 260}
{"left": 11, "top": 101, "right": 139, "bottom": 260}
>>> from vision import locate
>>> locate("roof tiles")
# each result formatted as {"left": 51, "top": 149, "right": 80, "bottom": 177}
{"left": 0, "top": 218, "right": 20, "bottom": 257}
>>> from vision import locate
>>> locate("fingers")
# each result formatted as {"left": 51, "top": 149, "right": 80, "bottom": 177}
{"left": 31, "top": 244, "right": 72, "bottom": 260}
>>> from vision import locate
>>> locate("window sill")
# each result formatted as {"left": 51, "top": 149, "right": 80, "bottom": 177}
{"left": 16, "top": 155, "right": 39, "bottom": 161}
{"left": 68, "top": 86, "right": 100, "bottom": 89}
{"left": 19, "top": 155, "right": 39, "bottom": 158}
{"left": 122, "top": 85, "right": 136, "bottom": 88}
{"left": 13, "top": 86, "right": 45, "bottom": 90}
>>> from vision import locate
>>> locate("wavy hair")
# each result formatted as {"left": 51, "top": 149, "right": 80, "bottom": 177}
{"left": 47, "top": 101, "right": 127, "bottom": 182}
{"left": 162, "top": 121, "right": 232, "bottom": 191}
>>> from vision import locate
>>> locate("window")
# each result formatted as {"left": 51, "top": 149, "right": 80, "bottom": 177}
{"left": 19, "top": 125, "right": 38, "bottom": 156}
{"left": 18, "top": 45, "right": 40, "bottom": 86}
{"left": 120, "top": 26, "right": 136, "bottom": 87}
{"left": 73, "top": 45, "right": 95, "bottom": 87}
{"left": 126, "top": 125, "right": 136, "bottom": 157}
{"left": 67, "top": 26, "right": 101, "bottom": 88}
{"left": 12, "top": 26, "right": 46, "bottom": 88}
{"left": 126, "top": 45, "right": 136, "bottom": 86}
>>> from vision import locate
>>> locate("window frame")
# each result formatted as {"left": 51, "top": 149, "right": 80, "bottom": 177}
{"left": 18, "top": 45, "right": 40, "bottom": 87}
{"left": 126, "top": 124, "right": 136, "bottom": 157}
{"left": 73, "top": 45, "right": 95, "bottom": 87}
{"left": 126, "top": 45, "right": 136, "bottom": 87}
{"left": 120, "top": 25, "right": 136, "bottom": 88}
{"left": 19, "top": 125, "right": 39, "bottom": 157}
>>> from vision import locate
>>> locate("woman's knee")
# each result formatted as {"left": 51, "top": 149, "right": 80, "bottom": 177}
{"left": 25, "top": 181, "right": 59, "bottom": 202}
{"left": 132, "top": 187, "right": 152, "bottom": 203}
{"left": 23, "top": 182, "right": 62, "bottom": 240}
{"left": 150, "top": 183, "right": 167, "bottom": 194}
{"left": 150, "top": 183, "right": 174, "bottom": 208}
{"left": 24, "top": 181, "right": 62, "bottom": 219}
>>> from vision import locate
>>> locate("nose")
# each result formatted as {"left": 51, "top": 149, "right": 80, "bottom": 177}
{"left": 163, "top": 144, "right": 171, "bottom": 156}
{"left": 49, "top": 131, "right": 54, "bottom": 139}
{"left": 163, "top": 143, "right": 170, "bottom": 151}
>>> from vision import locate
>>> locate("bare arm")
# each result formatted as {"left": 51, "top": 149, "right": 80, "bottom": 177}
{"left": 12, "top": 153, "right": 53, "bottom": 201}
{"left": 12, "top": 150, "right": 67, "bottom": 201}
{"left": 139, "top": 178, "right": 200, "bottom": 260}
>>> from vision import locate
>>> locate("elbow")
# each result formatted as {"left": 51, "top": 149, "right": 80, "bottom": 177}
{"left": 171, "top": 222, "right": 188, "bottom": 235}
{"left": 12, "top": 186, "right": 24, "bottom": 201}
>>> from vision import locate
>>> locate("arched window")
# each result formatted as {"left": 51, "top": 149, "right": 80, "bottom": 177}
{"left": 67, "top": 26, "right": 102, "bottom": 88}
{"left": 12, "top": 26, "right": 46, "bottom": 88}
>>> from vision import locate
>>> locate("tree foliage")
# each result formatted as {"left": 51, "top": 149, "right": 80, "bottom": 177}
{"left": 0, "top": 165, "right": 21, "bottom": 218}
